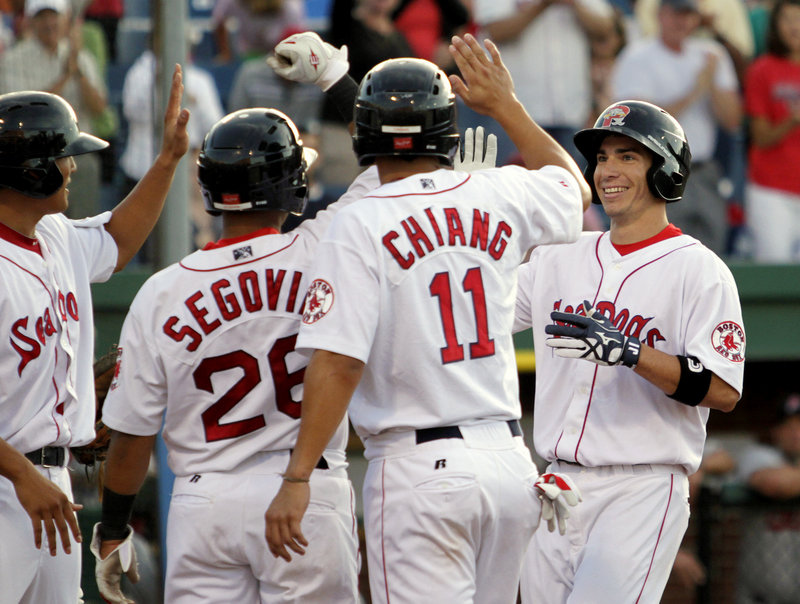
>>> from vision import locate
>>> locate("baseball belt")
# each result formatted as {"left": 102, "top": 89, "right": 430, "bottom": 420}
{"left": 415, "top": 419, "right": 522, "bottom": 445}
{"left": 25, "top": 446, "right": 66, "bottom": 467}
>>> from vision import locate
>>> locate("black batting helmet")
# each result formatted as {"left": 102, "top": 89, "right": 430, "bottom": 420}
{"left": 197, "top": 108, "right": 316, "bottom": 216}
{"left": 353, "top": 58, "right": 459, "bottom": 167}
{"left": 0, "top": 91, "right": 108, "bottom": 198}
{"left": 574, "top": 100, "right": 692, "bottom": 204}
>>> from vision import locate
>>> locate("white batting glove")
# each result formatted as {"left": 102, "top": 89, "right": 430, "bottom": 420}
{"left": 454, "top": 127, "right": 498, "bottom": 172}
{"left": 90, "top": 523, "right": 140, "bottom": 604}
{"left": 266, "top": 31, "right": 349, "bottom": 91}
{"left": 534, "top": 472, "right": 582, "bottom": 536}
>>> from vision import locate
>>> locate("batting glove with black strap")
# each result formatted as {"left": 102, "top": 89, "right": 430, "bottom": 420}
{"left": 454, "top": 126, "right": 498, "bottom": 172}
{"left": 90, "top": 523, "right": 139, "bottom": 604}
{"left": 545, "top": 300, "right": 641, "bottom": 368}
{"left": 267, "top": 31, "right": 349, "bottom": 91}
{"left": 534, "top": 472, "right": 582, "bottom": 535}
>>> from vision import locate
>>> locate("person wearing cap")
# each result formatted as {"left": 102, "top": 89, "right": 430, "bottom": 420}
{"left": 733, "top": 393, "right": 800, "bottom": 603}
{"left": 611, "top": 0, "right": 743, "bottom": 256}
{"left": 0, "top": 68, "right": 189, "bottom": 603}
{"left": 513, "top": 98, "right": 744, "bottom": 602}
{"left": 0, "top": 0, "right": 108, "bottom": 219}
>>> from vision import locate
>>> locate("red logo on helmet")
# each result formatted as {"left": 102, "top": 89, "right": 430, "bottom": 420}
{"left": 600, "top": 105, "right": 631, "bottom": 127}
{"left": 711, "top": 321, "right": 745, "bottom": 362}
{"left": 393, "top": 137, "right": 413, "bottom": 150}
{"left": 222, "top": 193, "right": 240, "bottom": 205}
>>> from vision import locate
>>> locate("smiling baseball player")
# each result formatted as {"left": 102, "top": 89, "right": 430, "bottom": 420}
{"left": 265, "top": 34, "right": 591, "bottom": 603}
{"left": 0, "top": 67, "right": 189, "bottom": 604}
{"left": 514, "top": 100, "right": 745, "bottom": 602}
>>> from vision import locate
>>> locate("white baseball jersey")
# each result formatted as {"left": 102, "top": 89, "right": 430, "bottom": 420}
{"left": 296, "top": 165, "right": 584, "bottom": 439}
{"left": 515, "top": 229, "right": 746, "bottom": 474}
{"left": 0, "top": 212, "right": 117, "bottom": 452}
{"left": 102, "top": 167, "right": 379, "bottom": 477}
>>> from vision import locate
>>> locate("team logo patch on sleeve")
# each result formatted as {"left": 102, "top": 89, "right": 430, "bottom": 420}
{"left": 303, "top": 279, "right": 334, "bottom": 324}
{"left": 711, "top": 321, "right": 745, "bottom": 362}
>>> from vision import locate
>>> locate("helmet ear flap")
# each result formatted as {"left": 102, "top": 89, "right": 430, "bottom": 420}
{"left": 24, "top": 160, "right": 64, "bottom": 198}
{"left": 0, "top": 158, "right": 63, "bottom": 198}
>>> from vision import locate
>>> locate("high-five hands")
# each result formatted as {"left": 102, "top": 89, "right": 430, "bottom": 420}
{"left": 268, "top": 31, "right": 349, "bottom": 91}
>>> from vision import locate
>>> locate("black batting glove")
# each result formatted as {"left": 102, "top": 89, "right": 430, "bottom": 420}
{"left": 545, "top": 300, "right": 641, "bottom": 368}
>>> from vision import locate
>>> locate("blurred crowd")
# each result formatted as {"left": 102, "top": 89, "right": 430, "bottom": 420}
{"left": 0, "top": 0, "right": 798, "bottom": 261}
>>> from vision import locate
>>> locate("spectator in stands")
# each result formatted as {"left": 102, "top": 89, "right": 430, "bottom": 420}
{"left": 119, "top": 28, "right": 224, "bottom": 252}
{"left": 227, "top": 53, "right": 322, "bottom": 126}
{"left": 211, "top": 0, "right": 305, "bottom": 63}
{"left": 588, "top": 7, "right": 627, "bottom": 127}
{"left": 392, "top": 0, "right": 470, "bottom": 72}
{"left": 472, "top": 0, "right": 615, "bottom": 164}
{"left": 81, "top": 0, "right": 123, "bottom": 62}
{"left": 0, "top": 0, "right": 108, "bottom": 219}
{"left": 612, "top": 0, "right": 742, "bottom": 256}
{"left": 635, "top": 0, "right": 755, "bottom": 62}
{"left": 744, "top": 0, "right": 800, "bottom": 262}
{"left": 318, "top": 0, "right": 412, "bottom": 189}
{"left": 734, "top": 393, "right": 800, "bottom": 603}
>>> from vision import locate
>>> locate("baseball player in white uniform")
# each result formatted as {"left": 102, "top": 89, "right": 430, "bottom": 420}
{"left": 266, "top": 34, "right": 591, "bottom": 603}
{"left": 0, "top": 68, "right": 189, "bottom": 604}
{"left": 514, "top": 100, "right": 745, "bottom": 603}
{"left": 92, "top": 107, "right": 379, "bottom": 603}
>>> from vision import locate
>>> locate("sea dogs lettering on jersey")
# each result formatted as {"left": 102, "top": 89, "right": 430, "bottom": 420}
{"left": 382, "top": 207, "right": 512, "bottom": 269}
{"left": 553, "top": 299, "right": 666, "bottom": 347}
{"left": 9, "top": 292, "right": 78, "bottom": 375}
{"left": 163, "top": 268, "right": 305, "bottom": 351}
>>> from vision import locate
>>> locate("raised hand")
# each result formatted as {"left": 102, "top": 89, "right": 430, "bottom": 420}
{"left": 267, "top": 31, "right": 349, "bottom": 91}
{"left": 159, "top": 64, "right": 190, "bottom": 165}
{"left": 448, "top": 34, "right": 516, "bottom": 118}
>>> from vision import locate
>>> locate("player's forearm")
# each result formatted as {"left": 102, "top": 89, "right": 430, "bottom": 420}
{"left": 103, "top": 432, "right": 157, "bottom": 495}
{"left": 633, "top": 345, "right": 738, "bottom": 412}
{"left": 283, "top": 350, "right": 364, "bottom": 481}
{"left": 495, "top": 100, "right": 592, "bottom": 209}
{"left": 0, "top": 437, "right": 33, "bottom": 483}
{"left": 105, "top": 153, "right": 182, "bottom": 270}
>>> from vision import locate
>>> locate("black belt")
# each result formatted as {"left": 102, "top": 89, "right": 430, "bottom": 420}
{"left": 24, "top": 446, "right": 66, "bottom": 467}
{"left": 415, "top": 420, "right": 522, "bottom": 445}
{"left": 289, "top": 451, "right": 329, "bottom": 470}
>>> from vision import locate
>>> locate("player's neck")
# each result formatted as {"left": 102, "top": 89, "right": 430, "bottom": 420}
{"left": 609, "top": 206, "right": 669, "bottom": 246}
{"left": 0, "top": 195, "right": 45, "bottom": 238}
{"left": 221, "top": 210, "right": 286, "bottom": 239}
{"left": 376, "top": 157, "right": 443, "bottom": 184}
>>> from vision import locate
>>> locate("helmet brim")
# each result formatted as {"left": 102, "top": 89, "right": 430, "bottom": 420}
{"left": 59, "top": 131, "right": 109, "bottom": 157}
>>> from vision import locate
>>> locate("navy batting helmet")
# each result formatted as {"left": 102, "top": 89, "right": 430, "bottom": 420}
{"left": 353, "top": 58, "right": 459, "bottom": 167}
{"left": 197, "top": 108, "right": 317, "bottom": 216}
{"left": 574, "top": 100, "right": 692, "bottom": 204}
{"left": 0, "top": 91, "right": 108, "bottom": 198}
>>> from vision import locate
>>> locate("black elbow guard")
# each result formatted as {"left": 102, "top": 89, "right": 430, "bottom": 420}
{"left": 667, "top": 355, "right": 712, "bottom": 407}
